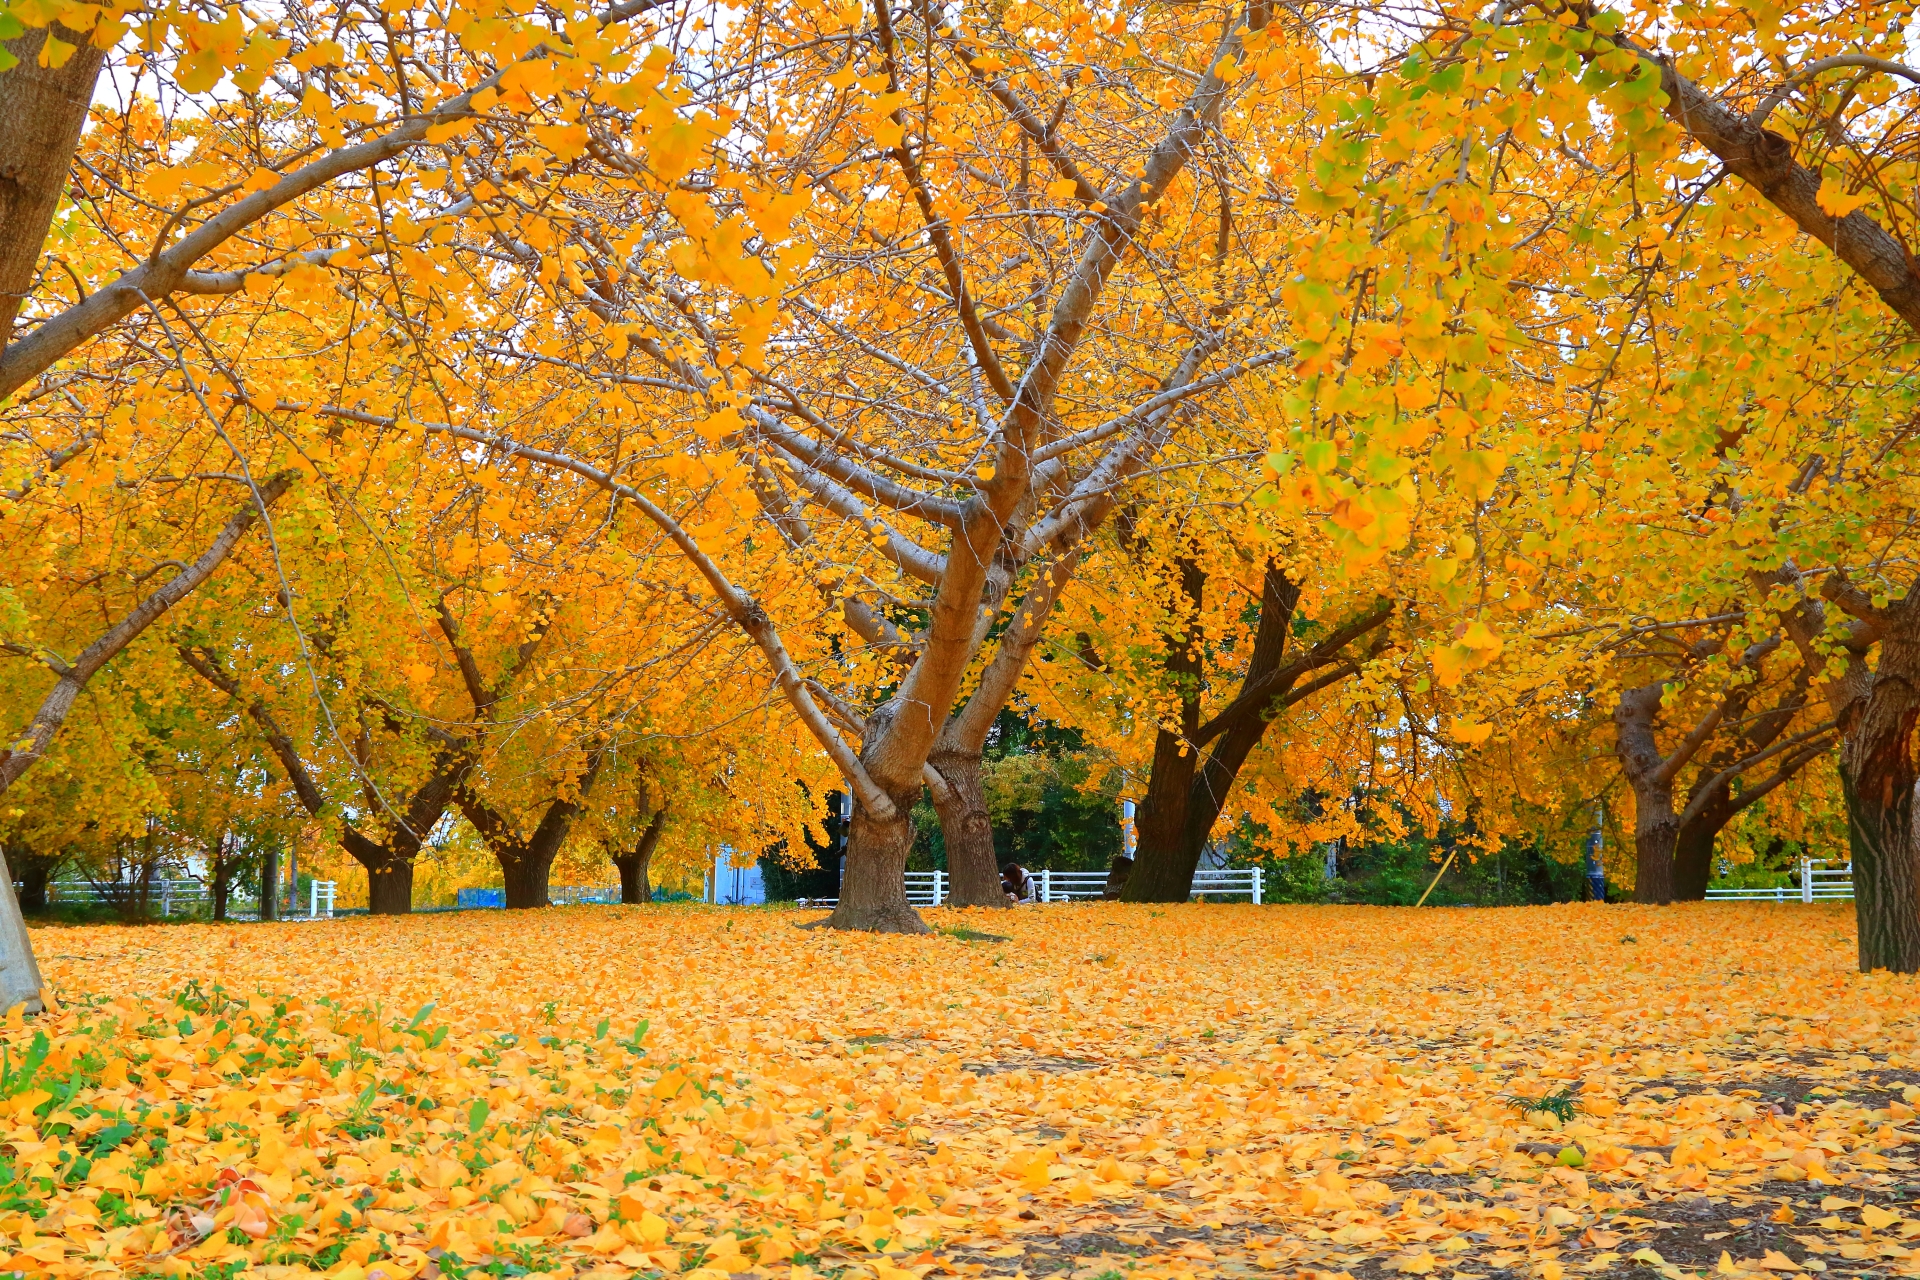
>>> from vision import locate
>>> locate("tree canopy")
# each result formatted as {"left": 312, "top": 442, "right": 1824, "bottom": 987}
{"left": 4, "top": 0, "right": 1920, "bottom": 968}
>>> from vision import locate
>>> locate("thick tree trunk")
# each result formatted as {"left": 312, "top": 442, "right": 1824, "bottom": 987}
{"left": 366, "top": 857, "right": 414, "bottom": 915}
{"left": 501, "top": 854, "right": 552, "bottom": 909}
{"left": 0, "top": 24, "right": 108, "bottom": 346}
{"left": 614, "top": 804, "right": 667, "bottom": 904}
{"left": 1672, "top": 781, "right": 1733, "bottom": 901}
{"left": 929, "top": 749, "right": 1004, "bottom": 906}
{"left": 1632, "top": 795, "right": 1679, "bottom": 906}
{"left": 614, "top": 853, "right": 650, "bottom": 904}
{"left": 1123, "top": 732, "right": 1202, "bottom": 902}
{"left": 457, "top": 752, "right": 604, "bottom": 911}
{"left": 345, "top": 832, "right": 414, "bottom": 915}
{"left": 1838, "top": 619, "right": 1920, "bottom": 973}
{"left": 1121, "top": 558, "right": 1206, "bottom": 904}
{"left": 0, "top": 849, "right": 43, "bottom": 1014}
{"left": 824, "top": 795, "right": 928, "bottom": 933}
{"left": 13, "top": 859, "right": 50, "bottom": 913}
{"left": 1615, "top": 682, "right": 1678, "bottom": 905}
{"left": 211, "top": 868, "right": 230, "bottom": 922}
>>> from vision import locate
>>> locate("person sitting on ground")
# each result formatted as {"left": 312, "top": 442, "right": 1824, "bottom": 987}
{"left": 1001, "top": 862, "right": 1036, "bottom": 904}
{"left": 1103, "top": 855, "right": 1133, "bottom": 900}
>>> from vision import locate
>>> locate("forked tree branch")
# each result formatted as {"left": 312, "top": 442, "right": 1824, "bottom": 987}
{"left": 0, "top": 470, "right": 296, "bottom": 794}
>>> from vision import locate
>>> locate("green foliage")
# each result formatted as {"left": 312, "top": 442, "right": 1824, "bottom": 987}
{"left": 910, "top": 710, "right": 1122, "bottom": 873}
{"left": 1501, "top": 1086, "right": 1581, "bottom": 1124}
{"left": 1220, "top": 813, "right": 1588, "bottom": 906}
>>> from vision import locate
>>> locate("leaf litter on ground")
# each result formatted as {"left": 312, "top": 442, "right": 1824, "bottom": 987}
{"left": 4, "top": 902, "right": 1918, "bottom": 1280}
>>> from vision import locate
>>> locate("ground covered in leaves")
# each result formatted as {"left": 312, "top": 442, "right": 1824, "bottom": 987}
{"left": 9, "top": 903, "right": 1920, "bottom": 1280}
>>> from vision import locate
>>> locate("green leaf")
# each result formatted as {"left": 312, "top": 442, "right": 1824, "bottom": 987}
{"left": 1617, "top": 62, "right": 1664, "bottom": 104}
{"left": 467, "top": 1097, "right": 489, "bottom": 1134}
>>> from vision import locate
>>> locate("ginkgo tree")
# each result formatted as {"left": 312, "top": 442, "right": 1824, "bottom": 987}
{"left": 313, "top": 0, "right": 1344, "bottom": 930}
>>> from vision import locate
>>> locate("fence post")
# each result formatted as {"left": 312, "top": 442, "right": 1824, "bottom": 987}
{"left": 1252, "top": 868, "right": 1263, "bottom": 905}
{"left": 160, "top": 881, "right": 171, "bottom": 918}
{"left": 310, "top": 880, "right": 318, "bottom": 918}
{"left": 1041, "top": 869, "right": 1052, "bottom": 903}
{"left": 1802, "top": 858, "right": 1813, "bottom": 904}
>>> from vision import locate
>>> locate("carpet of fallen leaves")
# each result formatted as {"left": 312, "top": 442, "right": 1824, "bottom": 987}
{"left": 7, "top": 903, "right": 1920, "bottom": 1280}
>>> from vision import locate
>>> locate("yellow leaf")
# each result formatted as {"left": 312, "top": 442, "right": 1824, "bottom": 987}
{"left": 1045, "top": 177, "right": 1077, "bottom": 200}
{"left": 1861, "top": 1204, "right": 1900, "bottom": 1231}
{"left": 1450, "top": 717, "right": 1493, "bottom": 746}
{"left": 695, "top": 406, "right": 745, "bottom": 444}
{"left": 1816, "top": 175, "right": 1873, "bottom": 218}
{"left": 425, "top": 117, "right": 477, "bottom": 144}
{"left": 37, "top": 34, "right": 75, "bottom": 66}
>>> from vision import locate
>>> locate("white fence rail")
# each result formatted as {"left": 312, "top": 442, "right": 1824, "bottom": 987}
{"left": 804, "top": 866, "right": 1263, "bottom": 908}
{"left": 1704, "top": 859, "right": 1852, "bottom": 903}
{"left": 21, "top": 879, "right": 337, "bottom": 919}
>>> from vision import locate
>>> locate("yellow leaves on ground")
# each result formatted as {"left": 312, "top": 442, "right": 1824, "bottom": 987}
{"left": 2, "top": 904, "right": 1913, "bottom": 1280}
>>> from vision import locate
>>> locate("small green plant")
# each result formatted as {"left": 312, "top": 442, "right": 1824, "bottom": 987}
{"left": 0, "top": 1032, "right": 50, "bottom": 1098}
{"left": 1502, "top": 1085, "right": 1580, "bottom": 1123}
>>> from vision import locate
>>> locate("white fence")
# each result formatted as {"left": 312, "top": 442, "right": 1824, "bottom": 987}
{"left": 24, "top": 879, "right": 337, "bottom": 919}
{"left": 804, "top": 866, "right": 1263, "bottom": 908}
{"left": 1705, "top": 859, "right": 1853, "bottom": 903}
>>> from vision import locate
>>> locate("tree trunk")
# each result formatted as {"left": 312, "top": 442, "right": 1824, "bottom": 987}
{"left": 1120, "top": 558, "right": 1206, "bottom": 904}
{"left": 0, "top": 24, "right": 108, "bottom": 346}
{"left": 1123, "top": 732, "right": 1202, "bottom": 902}
{"left": 259, "top": 844, "right": 280, "bottom": 921}
{"left": 1632, "top": 795, "right": 1679, "bottom": 906}
{"left": 458, "top": 752, "right": 605, "bottom": 911}
{"left": 501, "top": 854, "right": 551, "bottom": 909}
{"left": 211, "top": 867, "right": 230, "bottom": 922}
{"left": 345, "top": 832, "right": 414, "bottom": 915}
{"left": 0, "top": 848, "right": 43, "bottom": 1014}
{"left": 1839, "top": 619, "right": 1920, "bottom": 973}
{"left": 613, "top": 805, "right": 667, "bottom": 904}
{"left": 929, "top": 749, "right": 1004, "bottom": 906}
{"left": 366, "top": 856, "right": 414, "bottom": 915}
{"left": 1672, "top": 780, "right": 1732, "bottom": 901}
{"left": 823, "top": 794, "right": 928, "bottom": 933}
{"left": 13, "top": 859, "right": 50, "bottom": 912}
{"left": 1615, "top": 682, "right": 1679, "bottom": 905}
{"left": 614, "top": 853, "right": 650, "bottom": 903}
